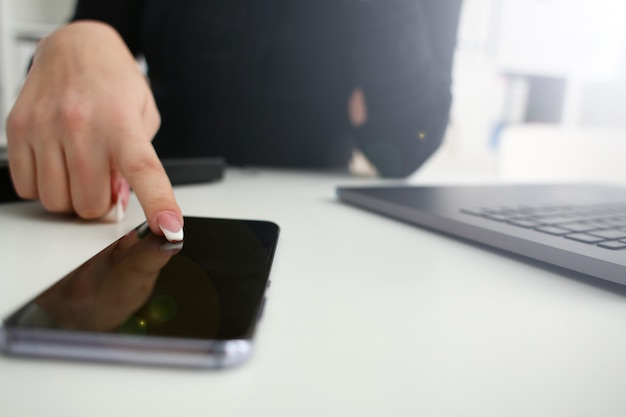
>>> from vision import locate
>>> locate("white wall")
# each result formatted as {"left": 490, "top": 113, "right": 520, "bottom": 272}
{"left": 438, "top": 0, "right": 626, "bottom": 183}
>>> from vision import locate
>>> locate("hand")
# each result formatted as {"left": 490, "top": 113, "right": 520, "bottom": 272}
{"left": 6, "top": 21, "right": 183, "bottom": 240}
{"left": 348, "top": 87, "right": 368, "bottom": 128}
{"left": 347, "top": 88, "right": 379, "bottom": 177}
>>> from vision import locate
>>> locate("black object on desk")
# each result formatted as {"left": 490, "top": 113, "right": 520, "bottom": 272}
{"left": 162, "top": 157, "right": 225, "bottom": 185}
{"left": 0, "top": 151, "right": 21, "bottom": 203}
{"left": 0, "top": 151, "right": 225, "bottom": 204}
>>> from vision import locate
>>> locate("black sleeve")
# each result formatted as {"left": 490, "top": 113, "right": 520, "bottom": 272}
{"left": 354, "top": 0, "right": 462, "bottom": 177}
{"left": 71, "top": 0, "right": 145, "bottom": 56}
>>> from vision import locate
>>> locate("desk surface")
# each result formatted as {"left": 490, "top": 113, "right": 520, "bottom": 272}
{"left": 1, "top": 167, "right": 625, "bottom": 417}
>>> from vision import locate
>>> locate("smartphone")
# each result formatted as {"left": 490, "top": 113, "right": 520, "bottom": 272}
{"left": 0, "top": 216, "right": 279, "bottom": 369}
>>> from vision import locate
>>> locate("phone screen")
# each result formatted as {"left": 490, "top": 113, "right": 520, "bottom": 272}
{"left": 2, "top": 217, "right": 279, "bottom": 346}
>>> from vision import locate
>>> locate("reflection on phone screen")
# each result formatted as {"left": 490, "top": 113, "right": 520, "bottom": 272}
{"left": 5, "top": 218, "right": 279, "bottom": 342}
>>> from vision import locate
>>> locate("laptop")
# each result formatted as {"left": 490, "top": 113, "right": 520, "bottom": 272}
{"left": 337, "top": 183, "right": 626, "bottom": 291}
{"left": 0, "top": 145, "right": 225, "bottom": 203}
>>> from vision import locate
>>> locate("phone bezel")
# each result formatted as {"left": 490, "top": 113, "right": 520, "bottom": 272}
{"left": 0, "top": 216, "right": 279, "bottom": 369}
{"left": 0, "top": 323, "right": 253, "bottom": 368}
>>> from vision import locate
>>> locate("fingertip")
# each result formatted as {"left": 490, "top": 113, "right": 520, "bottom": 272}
{"left": 155, "top": 211, "right": 184, "bottom": 242}
{"left": 115, "top": 140, "right": 182, "bottom": 240}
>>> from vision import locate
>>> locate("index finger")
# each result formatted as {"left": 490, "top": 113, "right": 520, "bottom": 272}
{"left": 115, "top": 136, "right": 184, "bottom": 242}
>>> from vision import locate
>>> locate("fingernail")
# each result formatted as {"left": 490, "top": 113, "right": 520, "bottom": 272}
{"left": 157, "top": 212, "right": 184, "bottom": 242}
{"left": 104, "top": 179, "right": 130, "bottom": 223}
{"left": 103, "top": 192, "right": 126, "bottom": 223}
{"left": 119, "top": 179, "right": 130, "bottom": 212}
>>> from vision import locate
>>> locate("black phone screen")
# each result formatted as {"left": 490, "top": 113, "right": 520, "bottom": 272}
{"left": 4, "top": 217, "right": 279, "bottom": 342}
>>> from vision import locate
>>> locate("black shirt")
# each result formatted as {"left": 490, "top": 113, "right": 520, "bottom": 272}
{"left": 72, "top": 0, "right": 462, "bottom": 177}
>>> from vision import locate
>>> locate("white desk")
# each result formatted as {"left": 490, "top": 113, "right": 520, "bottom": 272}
{"left": 1, "top": 167, "right": 625, "bottom": 417}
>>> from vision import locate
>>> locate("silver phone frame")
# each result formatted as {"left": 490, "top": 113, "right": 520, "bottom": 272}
{"left": 0, "top": 324, "right": 253, "bottom": 368}
{"left": 0, "top": 216, "right": 278, "bottom": 369}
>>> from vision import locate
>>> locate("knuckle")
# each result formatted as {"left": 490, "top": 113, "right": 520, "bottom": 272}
{"left": 28, "top": 104, "right": 56, "bottom": 134}
{"left": 70, "top": 184, "right": 111, "bottom": 220}
{"left": 150, "top": 110, "right": 161, "bottom": 133}
{"left": 145, "top": 97, "right": 161, "bottom": 134}
{"left": 58, "top": 99, "right": 91, "bottom": 134}
{"left": 6, "top": 108, "right": 29, "bottom": 138}
{"left": 75, "top": 200, "right": 108, "bottom": 220}
{"left": 123, "top": 154, "right": 163, "bottom": 177}
{"left": 71, "top": 183, "right": 110, "bottom": 220}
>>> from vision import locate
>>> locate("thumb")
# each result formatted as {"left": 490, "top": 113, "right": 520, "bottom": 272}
{"left": 116, "top": 137, "right": 184, "bottom": 242}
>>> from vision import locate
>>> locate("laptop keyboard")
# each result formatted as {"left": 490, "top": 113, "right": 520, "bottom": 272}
{"left": 461, "top": 202, "right": 626, "bottom": 250}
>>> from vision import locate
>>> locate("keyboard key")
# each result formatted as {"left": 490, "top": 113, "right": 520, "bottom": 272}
{"left": 483, "top": 213, "right": 515, "bottom": 222}
{"left": 593, "top": 216, "right": 620, "bottom": 225}
{"left": 564, "top": 233, "right": 605, "bottom": 244}
{"left": 584, "top": 220, "right": 616, "bottom": 230}
{"left": 605, "top": 217, "right": 626, "bottom": 228}
{"left": 535, "top": 226, "right": 571, "bottom": 235}
{"left": 598, "top": 241, "right": 626, "bottom": 250}
{"left": 508, "top": 219, "right": 542, "bottom": 228}
{"left": 559, "top": 222, "right": 599, "bottom": 232}
{"left": 588, "top": 229, "right": 626, "bottom": 240}
{"left": 461, "top": 208, "right": 493, "bottom": 216}
{"left": 531, "top": 214, "right": 576, "bottom": 224}
{"left": 462, "top": 203, "right": 626, "bottom": 252}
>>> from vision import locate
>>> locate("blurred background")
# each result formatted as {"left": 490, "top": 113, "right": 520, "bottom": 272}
{"left": 1, "top": 0, "right": 624, "bottom": 183}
